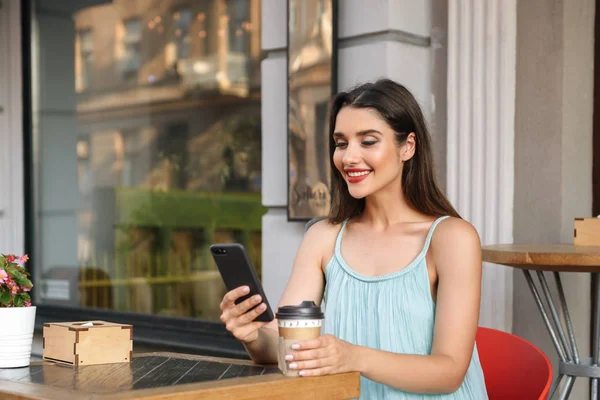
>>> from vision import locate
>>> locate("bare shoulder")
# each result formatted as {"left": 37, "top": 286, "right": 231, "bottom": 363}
{"left": 433, "top": 217, "right": 480, "bottom": 247}
{"left": 302, "top": 219, "right": 342, "bottom": 263}
{"left": 304, "top": 218, "right": 342, "bottom": 245}
{"left": 430, "top": 217, "right": 482, "bottom": 271}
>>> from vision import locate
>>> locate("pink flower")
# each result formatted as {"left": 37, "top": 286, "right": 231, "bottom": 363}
{"left": 0, "top": 269, "right": 6, "bottom": 284}
{"left": 19, "top": 255, "right": 29, "bottom": 265}
{"left": 23, "top": 286, "right": 31, "bottom": 292}
{"left": 24, "top": 301, "right": 31, "bottom": 307}
{"left": 6, "top": 255, "right": 15, "bottom": 264}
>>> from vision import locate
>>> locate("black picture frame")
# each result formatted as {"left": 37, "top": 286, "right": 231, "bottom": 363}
{"left": 287, "top": 0, "right": 338, "bottom": 221}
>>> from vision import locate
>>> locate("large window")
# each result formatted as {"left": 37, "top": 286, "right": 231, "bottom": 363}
{"left": 120, "top": 18, "right": 142, "bottom": 79}
{"left": 173, "top": 9, "right": 193, "bottom": 60}
{"left": 75, "top": 29, "right": 94, "bottom": 92}
{"left": 27, "top": 0, "right": 262, "bottom": 352}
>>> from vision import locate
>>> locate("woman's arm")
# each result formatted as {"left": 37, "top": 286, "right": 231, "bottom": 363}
{"left": 289, "top": 218, "right": 483, "bottom": 394}
{"left": 243, "top": 220, "right": 336, "bottom": 364}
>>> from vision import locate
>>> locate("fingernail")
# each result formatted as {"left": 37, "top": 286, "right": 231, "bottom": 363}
{"left": 289, "top": 363, "right": 298, "bottom": 369}
{"left": 242, "top": 286, "right": 250, "bottom": 293}
{"left": 253, "top": 295, "right": 261, "bottom": 303}
{"left": 299, "top": 371, "right": 306, "bottom": 376}
{"left": 258, "top": 303, "right": 266, "bottom": 310}
{"left": 284, "top": 354, "right": 293, "bottom": 361}
{"left": 291, "top": 344, "right": 300, "bottom": 350}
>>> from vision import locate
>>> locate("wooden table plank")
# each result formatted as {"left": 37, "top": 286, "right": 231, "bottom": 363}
{"left": 108, "top": 371, "right": 360, "bottom": 400}
{"left": 128, "top": 355, "right": 171, "bottom": 387}
{"left": 76, "top": 363, "right": 136, "bottom": 394}
{"left": 0, "top": 352, "right": 360, "bottom": 400}
{"left": 170, "top": 360, "right": 210, "bottom": 386}
{"left": 132, "top": 358, "right": 200, "bottom": 390}
{"left": 482, "top": 243, "right": 600, "bottom": 272}
{"left": 0, "top": 366, "right": 44, "bottom": 382}
{"left": 0, "top": 379, "right": 94, "bottom": 400}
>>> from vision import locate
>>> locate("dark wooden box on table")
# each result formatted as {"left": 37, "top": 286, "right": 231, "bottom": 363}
{"left": 43, "top": 320, "right": 133, "bottom": 366}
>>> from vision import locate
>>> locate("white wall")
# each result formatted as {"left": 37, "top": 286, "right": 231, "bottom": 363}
{"left": 0, "top": 0, "right": 25, "bottom": 256}
{"left": 446, "top": 0, "right": 516, "bottom": 332}
{"left": 261, "top": 0, "right": 308, "bottom": 306}
{"left": 514, "top": 0, "right": 595, "bottom": 398}
{"left": 261, "top": 0, "right": 433, "bottom": 308}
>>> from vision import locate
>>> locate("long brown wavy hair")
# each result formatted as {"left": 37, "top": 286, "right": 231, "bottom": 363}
{"left": 328, "top": 79, "right": 461, "bottom": 224}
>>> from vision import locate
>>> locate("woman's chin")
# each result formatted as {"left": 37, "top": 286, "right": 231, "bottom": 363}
{"left": 347, "top": 187, "right": 369, "bottom": 199}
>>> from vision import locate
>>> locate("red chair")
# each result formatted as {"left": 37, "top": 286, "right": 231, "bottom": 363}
{"left": 477, "top": 327, "right": 553, "bottom": 400}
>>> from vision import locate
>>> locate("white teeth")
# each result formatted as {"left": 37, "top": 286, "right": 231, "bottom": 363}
{"left": 347, "top": 171, "right": 370, "bottom": 177}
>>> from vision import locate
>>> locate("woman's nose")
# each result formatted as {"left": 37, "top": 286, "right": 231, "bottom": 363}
{"left": 342, "top": 144, "right": 360, "bottom": 164}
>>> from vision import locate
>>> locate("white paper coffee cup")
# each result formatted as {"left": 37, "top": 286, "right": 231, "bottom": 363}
{"left": 275, "top": 301, "right": 324, "bottom": 377}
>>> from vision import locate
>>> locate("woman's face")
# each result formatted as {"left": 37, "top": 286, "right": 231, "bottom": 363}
{"left": 332, "top": 106, "right": 414, "bottom": 199}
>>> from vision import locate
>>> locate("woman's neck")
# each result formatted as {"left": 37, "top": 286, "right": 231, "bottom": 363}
{"left": 360, "top": 188, "right": 426, "bottom": 230}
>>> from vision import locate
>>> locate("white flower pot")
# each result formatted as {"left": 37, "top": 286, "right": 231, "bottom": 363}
{"left": 0, "top": 306, "right": 36, "bottom": 368}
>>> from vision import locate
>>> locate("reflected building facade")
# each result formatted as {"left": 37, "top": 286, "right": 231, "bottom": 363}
{"left": 34, "top": 0, "right": 263, "bottom": 320}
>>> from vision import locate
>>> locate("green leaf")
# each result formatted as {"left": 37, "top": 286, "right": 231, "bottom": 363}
{"left": 0, "top": 291, "right": 11, "bottom": 306}
{"left": 5, "top": 266, "right": 28, "bottom": 286}
{"left": 19, "top": 293, "right": 31, "bottom": 303}
{"left": 13, "top": 294, "right": 24, "bottom": 307}
{"left": 13, "top": 276, "right": 32, "bottom": 287}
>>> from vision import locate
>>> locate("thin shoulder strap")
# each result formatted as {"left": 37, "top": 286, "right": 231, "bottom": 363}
{"left": 334, "top": 219, "right": 349, "bottom": 252}
{"left": 422, "top": 216, "right": 450, "bottom": 254}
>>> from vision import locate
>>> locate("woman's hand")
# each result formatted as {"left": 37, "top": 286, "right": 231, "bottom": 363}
{"left": 219, "top": 286, "right": 269, "bottom": 344}
{"left": 285, "top": 334, "right": 361, "bottom": 376}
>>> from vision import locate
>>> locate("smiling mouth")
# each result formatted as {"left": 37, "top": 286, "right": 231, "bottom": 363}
{"left": 347, "top": 171, "right": 371, "bottom": 177}
{"left": 345, "top": 170, "right": 371, "bottom": 183}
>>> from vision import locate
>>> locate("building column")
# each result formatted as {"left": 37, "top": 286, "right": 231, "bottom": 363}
{"left": 0, "top": 0, "right": 25, "bottom": 255}
{"left": 261, "top": 0, "right": 433, "bottom": 306}
{"left": 446, "top": 0, "right": 517, "bottom": 332}
{"left": 260, "top": 0, "right": 305, "bottom": 306}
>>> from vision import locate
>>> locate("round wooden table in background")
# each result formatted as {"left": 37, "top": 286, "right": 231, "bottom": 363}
{"left": 482, "top": 244, "right": 600, "bottom": 400}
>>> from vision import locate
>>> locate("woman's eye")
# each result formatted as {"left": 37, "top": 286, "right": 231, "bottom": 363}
{"left": 362, "top": 141, "right": 377, "bottom": 146}
{"left": 334, "top": 142, "right": 347, "bottom": 148}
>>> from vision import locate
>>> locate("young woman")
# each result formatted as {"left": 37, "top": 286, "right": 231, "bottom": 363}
{"left": 219, "top": 79, "right": 488, "bottom": 399}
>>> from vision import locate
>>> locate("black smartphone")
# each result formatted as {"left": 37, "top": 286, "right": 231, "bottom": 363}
{"left": 210, "top": 243, "right": 275, "bottom": 322}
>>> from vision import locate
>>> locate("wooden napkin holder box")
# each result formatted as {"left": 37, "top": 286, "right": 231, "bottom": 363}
{"left": 43, "top": 320, "right": 133, "bottom": 366}
{"left": 574, "top": 218, "right": 600, "bottom": 246}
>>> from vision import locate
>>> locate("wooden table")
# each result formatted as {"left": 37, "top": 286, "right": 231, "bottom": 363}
{"left": 483, "top": 244, "right": 600, "bottom": 400}
{"left": 0, "top": 352, "right": 360, "bottom": 399}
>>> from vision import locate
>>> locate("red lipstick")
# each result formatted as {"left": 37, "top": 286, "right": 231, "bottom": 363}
{"left": 344, "top": 169, "right": 371, "bottom": 184}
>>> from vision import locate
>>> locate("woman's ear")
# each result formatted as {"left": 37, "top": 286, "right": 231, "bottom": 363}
{"left": 401, "top": 133, "right": 416, "bottom": 161}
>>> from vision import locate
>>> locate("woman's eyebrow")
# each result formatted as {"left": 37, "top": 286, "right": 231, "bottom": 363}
{"left": 333, "top": 129, "right": 382, "bottom": 138}
{"left": 357, "top": 129, "right": 382, "bottom": 136}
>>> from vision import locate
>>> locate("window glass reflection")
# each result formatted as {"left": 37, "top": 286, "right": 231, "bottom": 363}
{"left": 32, "top": 0, "right": 263, "bottom": 321}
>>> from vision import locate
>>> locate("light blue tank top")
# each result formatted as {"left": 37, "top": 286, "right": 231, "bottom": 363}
{"left": 323, "top": 216, "right": 488, "bottom": 399}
